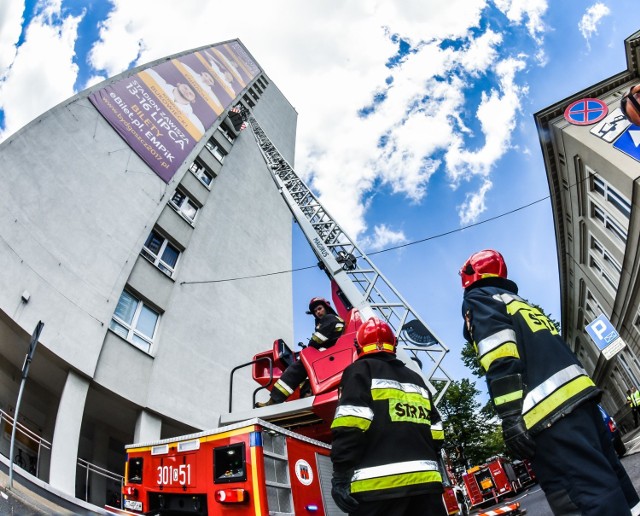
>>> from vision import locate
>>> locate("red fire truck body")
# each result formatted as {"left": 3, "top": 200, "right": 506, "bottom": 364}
{"left": 462, "top": 457, "right": 517, "bottom": 507}
{"left": 113, "top": 418, "right": 338, "bottom": 515}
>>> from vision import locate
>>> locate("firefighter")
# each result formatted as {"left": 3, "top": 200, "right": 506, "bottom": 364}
{"left": 330, "top": 317, "right": 446, "bottom": 516}
{"left": 256, "top": 297, "right": 344, "bottom": 407}
{"left": 627, "top": 387, "right": 640, "bottom": 428}
{"left": 460, "top": 249, "right": 640, "bottom": 515}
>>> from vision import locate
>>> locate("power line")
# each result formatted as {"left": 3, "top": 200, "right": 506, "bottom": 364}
{"left": 180, "top": 193, "right": 551, "bottom": 286}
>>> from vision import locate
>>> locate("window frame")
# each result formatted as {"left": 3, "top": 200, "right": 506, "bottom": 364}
{"left": 205, "top": 140, "right": 227, "bottom": 163}
{"left": 189, "top": 160, "right": 214, "bottom": 188}
{"left": 109, "top": 290, "right": 160, "bottom": 353}
{"left": 591, "top": 202, "right": 627, "bottom": 245}
{"left": 140, "top": 230, "right": 181, "bottom": 278}
{"left": 217, "top": 124, "right": 236, "bottom": 144}
{"left": 169, "top": 188, "right": 200, "bottom": 224}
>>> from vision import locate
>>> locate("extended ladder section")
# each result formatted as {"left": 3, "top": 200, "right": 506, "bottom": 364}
{"left": 244, "top": 111, "right": 452, "bottom": 402}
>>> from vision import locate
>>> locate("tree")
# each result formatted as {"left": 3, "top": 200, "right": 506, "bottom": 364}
{"left": 435, "top": 379, "right": 505, "bottom": 468}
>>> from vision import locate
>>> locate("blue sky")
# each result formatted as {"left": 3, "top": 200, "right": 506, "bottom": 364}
{"left": 0, "top": 0, "right": 638, "bottom": 397}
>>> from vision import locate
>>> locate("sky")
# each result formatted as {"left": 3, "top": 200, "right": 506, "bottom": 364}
{"left": 0, "top": 0, "right": 638, "bottom": 398}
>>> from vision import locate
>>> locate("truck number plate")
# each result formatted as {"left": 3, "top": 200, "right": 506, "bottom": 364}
{"left": 124, "top": 499, "right": 143, "bottom": 511}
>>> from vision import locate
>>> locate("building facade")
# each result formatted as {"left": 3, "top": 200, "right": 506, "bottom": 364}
{"left": 535, "top": 30, "right": 640, "bottom": 428}
{"left": 0, "top": 40, "right": 297, "bottom": 505}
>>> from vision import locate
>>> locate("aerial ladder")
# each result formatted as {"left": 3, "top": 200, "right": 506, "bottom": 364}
{"left": 241, "top": 106, "right": 452, "bottom": 399}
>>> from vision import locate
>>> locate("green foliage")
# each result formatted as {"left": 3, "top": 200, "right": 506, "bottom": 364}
{"left": 461, "top": 340, "right": 484, "bottom": 378}
{"left": 435, "top": 379, "right": 506, "bottom": 468}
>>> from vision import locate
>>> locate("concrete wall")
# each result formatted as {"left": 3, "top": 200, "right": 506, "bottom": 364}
{"left": 0, "top": 42, "right": 296, "bottom": 497}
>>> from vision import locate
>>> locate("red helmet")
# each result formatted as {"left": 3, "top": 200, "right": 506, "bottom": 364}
{"left": 307, "top": 297, "right": 336, "bottom": 316}
{"left": 356, "top": 317, "right": 397, "bottom": 356}
{"left": 459, "top": 249, "right": 507, "bottom": 288}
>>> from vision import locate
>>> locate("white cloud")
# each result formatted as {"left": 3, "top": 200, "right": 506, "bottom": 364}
{"left": 0, "top": 0, "right": 82, "bottom": 141}
{"left": 458, "top": 178, "right": 493, "bottom": 224}
{"left": 0, "top": 0, "right": 25, "bottom": 73}
{"left": 0, "top": 0, "right": 549, "bottom": 238}
{"left": 362, "top": 224, "right": 408, "bottom": 252}
{"left": 578, "top": 3, "right": 611, "bottom": 48}
{"left": 493, "top": 0, "right": 548, "bottom": 41}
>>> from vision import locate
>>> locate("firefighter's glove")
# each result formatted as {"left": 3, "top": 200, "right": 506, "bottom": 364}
{"left": 331, "top": 471, "right": 359, "bottom": 513}
{"left": 502, "top": 415, "right": 536, "bottom": 460}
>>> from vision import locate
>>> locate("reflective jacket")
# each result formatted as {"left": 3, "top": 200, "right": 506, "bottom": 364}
{"left": 310, "top": 313, "right": 344, "bottom": 349}
{"left": 462, "top": 277, "right": 600, "bottom": 435}
{"left": 628, "top": 390, "right": 640, "bottom": 408}
{"left": 330, "top": 353, "right": 444, "bottom": 502}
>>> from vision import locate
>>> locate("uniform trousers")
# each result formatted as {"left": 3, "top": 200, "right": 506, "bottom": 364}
{"left": 531, "top": 400, "right": 639, "bottom": 515}
{"left": 349, "top": 492, "right": 447, "bottom": 516}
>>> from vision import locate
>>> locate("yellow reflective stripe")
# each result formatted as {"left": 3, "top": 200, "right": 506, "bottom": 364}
{"left": 431, "top": 429, "right": 445, "bottom": 441}
{"left": 480, "top": 342, "right": 520, "bottom": 371}
{"left": 372, "top": 388, "right": 431, "bottom": 408}
{"left": 331, "top": 415, "right": 371, "bottom": 431}
{"left": 523, "top": 375, "right": 595, "bottom": 429}
{"left": 494, "top": 389, "right": 523, "bottom": 406}
{"left": 361, "top": 342, "right": 395, "bottom": 353}
{"left": 274, "top": 380, "right": 293, "bottom": 396}
{"left": 351, "top": 470, "right": 442, "bottom": 494}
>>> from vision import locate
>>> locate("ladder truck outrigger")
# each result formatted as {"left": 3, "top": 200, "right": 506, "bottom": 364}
{"left": 109, "top": 105, "right": 458, "bottom": 516}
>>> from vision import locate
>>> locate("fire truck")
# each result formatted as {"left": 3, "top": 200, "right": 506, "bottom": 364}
{"left": 106, "top": 105, "right": 456, "bottom": 515}
{"left": 462, "top": 457, "right": 520, "bottom": 508}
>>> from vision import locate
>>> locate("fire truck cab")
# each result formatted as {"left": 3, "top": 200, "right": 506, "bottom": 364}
{"left": 462, "top": 457, "right": 518, "bottom": 508}
{"left": 113, "top": 418, "right": 339, "bottom": 515}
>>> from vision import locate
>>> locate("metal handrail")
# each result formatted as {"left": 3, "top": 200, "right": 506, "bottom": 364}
{"left": 228, "top": 356, "right": 274, "bottom": 412}
{"left": 77, "top": 457, "right": 124, "bottom": 509}
{"left": 0, "top": 408, "right": 51, "bottom": 477}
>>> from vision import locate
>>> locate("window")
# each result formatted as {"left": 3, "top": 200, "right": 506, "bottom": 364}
{"left": 217, "top": 124, "right": 235, "bottom": 143}
{"left": 585, "top": 289, "right": 605, "bottom": 319}
{"left": 591, "top": 202, "right": 628, "bottom": 244}
{"left": 205, "top": 139, "right": 227, "bottom": 163}
{"left": 110, "top": 290, "right": 160, "bottom": 352}
{"left": 590, "top": 235, "right": 622, "bottom": 275}
{"left": 189, "top": 160, "right": 214, "bottom": 188}
{"left": 590, "top": 174, "right": 632, "bottom": 219}
{"left": 141, "top": 230, "right": 180, "bottom": 277}
{"left": 170, "top": 189, "right": 199, "bottom": 223}
{"left": 589, "top": 255, "right": 617, "bottom": 291}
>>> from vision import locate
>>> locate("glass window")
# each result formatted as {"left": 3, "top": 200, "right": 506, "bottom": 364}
{"left": 590, "top": 173, "right": 631, "bottom": 219}
{"left": 189, "top": 161, "right": 213, "bottom": 188}
{"left": 170, "top": 189, "right": 199, "bottom": 223}
{"left": 141, "top": 230, "right": 180, "bottom": 276}
{"left": 591, "top": 203, "right": 627, "bottom": 244}
{"left": 218, "top": 124, "right": 235, "bottom": 143}
{"left": 205, "top": 140, "right": 226, "bottom": 163}
{"left": 110, "top": 291, "right": 160, "bottom": 353}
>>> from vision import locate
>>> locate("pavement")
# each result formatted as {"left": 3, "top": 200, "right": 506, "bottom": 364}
{"left": 623, "top": 426, "right": 640, "bottom": 455}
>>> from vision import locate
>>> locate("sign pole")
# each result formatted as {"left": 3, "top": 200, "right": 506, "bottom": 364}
{"left": 8, "top": 321, "right": 44, "bottom": 489}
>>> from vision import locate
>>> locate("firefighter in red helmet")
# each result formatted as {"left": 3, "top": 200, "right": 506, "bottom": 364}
{"left": 330, "top": 317, "right": 446, "bottom": 516}
{"left": 460, "top": 250, "right": 639, "bottom": 515}
{"left": 256, "top": 297, "right": 344, "bottom": 407}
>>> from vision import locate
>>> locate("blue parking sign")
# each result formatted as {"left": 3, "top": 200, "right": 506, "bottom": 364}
{"left": 585, "top": 314, "right": 625, "bottom": 360}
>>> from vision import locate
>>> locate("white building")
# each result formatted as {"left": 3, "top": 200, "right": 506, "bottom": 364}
{"left": 0, "top": 39, "right": 296, "bottom": 506}
{"left": 535, "top": 30, "right": 640, "bottom": 428}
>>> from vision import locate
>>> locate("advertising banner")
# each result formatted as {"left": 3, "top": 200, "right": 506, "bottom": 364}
{"left": 89, "top": 40, "right": 260, "bottom": 183}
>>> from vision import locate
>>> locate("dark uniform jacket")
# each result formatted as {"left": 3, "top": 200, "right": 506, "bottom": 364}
{"left": 330, "top": 353, "right": 444, "bottom": 502}
{"left": 462, "top": 277, "right": 600, "bottom": 434}
{"left": 310, "top": 313, "right": 344, "bottom": 349}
